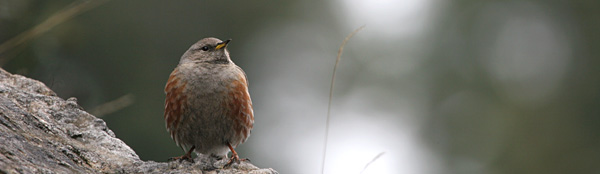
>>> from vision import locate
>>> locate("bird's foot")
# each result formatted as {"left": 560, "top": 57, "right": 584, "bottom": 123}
{"left": 224, "top": 154, "right": 249, "bottom": 167}
{"left": 169, "top": 146, "right": 195, "bottom": 163}
{"left": 168, "top": 154, "right": 194, "bottom": 163}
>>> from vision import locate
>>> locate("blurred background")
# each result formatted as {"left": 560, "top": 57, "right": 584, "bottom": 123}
{"left": 1, "top": 0, "right": 599, "bottom": 173}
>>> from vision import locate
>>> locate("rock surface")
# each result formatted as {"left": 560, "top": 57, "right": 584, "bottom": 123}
{"left": 0, "top": 68, "right": 277, "bottom": 174}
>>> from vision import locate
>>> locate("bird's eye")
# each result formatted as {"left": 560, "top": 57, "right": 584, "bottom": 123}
{"left": 200, "top": 46, "right": 209, "bottom": 51}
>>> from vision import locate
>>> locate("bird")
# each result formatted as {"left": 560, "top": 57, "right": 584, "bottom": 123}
{"left": 164, "top": 37, "right": 254, "bottom": 164}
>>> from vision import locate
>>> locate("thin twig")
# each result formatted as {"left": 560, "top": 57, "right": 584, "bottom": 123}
{"left": 360, "top": 152, "right": 385, "bottom": 174}
{"left": 321, "top": 25, "right": 365, "bottom": 174}
{"left": 89, "top": 94, "right": 135, "bottom": 117}
{"left": 0, "top": 0, "right": 109, "bottom": 64}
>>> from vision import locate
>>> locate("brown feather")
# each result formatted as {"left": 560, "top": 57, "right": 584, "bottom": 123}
{"left": 164, "top": 70, "right": 187, "bottom": 147}
{"left": 227, "top": 72, "right": 254, "bottom": 146}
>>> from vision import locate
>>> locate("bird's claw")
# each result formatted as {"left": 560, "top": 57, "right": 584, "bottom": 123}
{"left": 169, "top": 154, "right": 194, "bottom": 163}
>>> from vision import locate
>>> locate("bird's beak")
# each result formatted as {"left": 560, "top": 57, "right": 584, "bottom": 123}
{"left": 215, "top": 39, "right": 231, "bottom": 50}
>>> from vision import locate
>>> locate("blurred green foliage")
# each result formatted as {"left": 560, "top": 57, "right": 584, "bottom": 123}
{"left": 1, "top": 0, "right": 599, "bottom": 173}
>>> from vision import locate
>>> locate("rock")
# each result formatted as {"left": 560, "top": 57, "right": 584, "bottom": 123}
{"left": 0, "top": 68, "right": 277, "bottom": 174}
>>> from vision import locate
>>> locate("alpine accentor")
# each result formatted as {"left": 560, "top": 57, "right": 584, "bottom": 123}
{"left": 164, "top": 37, "right": 254, "bottom": 163}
